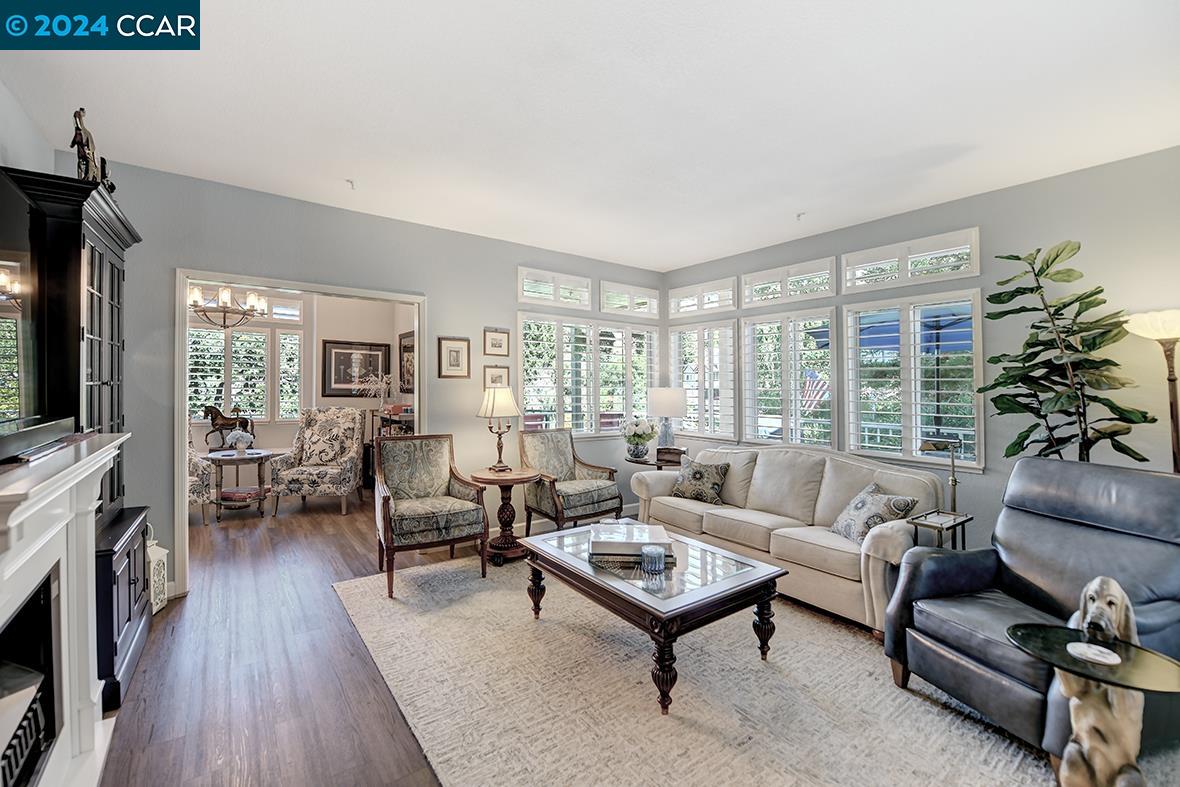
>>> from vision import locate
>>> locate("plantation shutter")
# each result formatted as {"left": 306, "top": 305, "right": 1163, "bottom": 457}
{"left": 230, "top": 330, "right": 269, "bottom": 420}
{"left": 187, "top": 327, "right": 226, "bottom": 418}
{"left": 277, "top": 331, "right": 302, "bottom": 420}
{"left": 521, "top": 316, "right": 559, "bottom": 430}
{"left": 561, "top": 322, "right": 593, "bottom": 432}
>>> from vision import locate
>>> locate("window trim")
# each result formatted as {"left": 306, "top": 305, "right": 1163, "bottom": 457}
{"left": 516, "top": 311, "right": 658, "bottom": 437}
{"left": 669, "top": 318, "right": 738, "bottom": 441}
{"left": 741, "top": 257, "right": 837, "bottom": 307}
{"left": 517, "top": 266, "right": 592, "bottom": 310}
{"left": 841, "top": 227, "right": 980, "bottom": 293}
{"left": 740, "top": 306, "right": 837, "bottom": 448}
{"left": 843, "top": 288, "right": 984, "bottom": 470}
{"left": 600, "top": 280, "right": 660, "bottom": 320}
{"left": 668, "top": 277, "right": 738, "bottom": 317}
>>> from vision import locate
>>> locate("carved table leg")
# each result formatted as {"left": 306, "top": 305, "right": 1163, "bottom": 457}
{"left": 650, "top": 637, "right": 678, "bottom": 715}
{"left": 753, "top": 590, "right": 776, "bottom": 661}
{"left": 487, "top": 483, "right": 528, "bottom": 565}
{"left": 527, "top": 564, "right": 545, "bottom": 619}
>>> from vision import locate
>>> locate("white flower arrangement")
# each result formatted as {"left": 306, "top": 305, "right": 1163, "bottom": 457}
{"left": 225, "top": 429, "right": 254, "bottom": 450}
{"left": 623, "top": 416, "right": 657, "bottom": 446}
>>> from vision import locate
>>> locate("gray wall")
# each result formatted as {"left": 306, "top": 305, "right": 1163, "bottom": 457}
{"left": 52, "top": 152, "right": 662, "bottom": 572}
{"left": 666, "top": 145, "right": 1180, "bottom": 546}
{"left": 0, "top": 78, "right": 51, "bottom": 171}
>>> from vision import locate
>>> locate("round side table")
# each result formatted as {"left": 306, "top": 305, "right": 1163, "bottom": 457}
{"left": 205, "top": 449, "right": 274, "bottom": 522}
{"left": 470, "top": 467, "right": 540, "bottom": 567}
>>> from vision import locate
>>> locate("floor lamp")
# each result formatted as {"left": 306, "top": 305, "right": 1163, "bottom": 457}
{"left": 1126, "top": 310, "right": 1180, "bottom": 473}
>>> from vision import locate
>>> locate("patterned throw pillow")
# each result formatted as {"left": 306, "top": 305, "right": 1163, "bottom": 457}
{"left": 829, "top": 483, "right": 918, "bottom": 544}
{"left": 671, "top": 458, "right": 730, "bottom": 505}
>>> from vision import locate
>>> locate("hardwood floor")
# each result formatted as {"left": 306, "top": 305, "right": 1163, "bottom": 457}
{"left": 100, "top": 496, "right": 466, "bottom": 786}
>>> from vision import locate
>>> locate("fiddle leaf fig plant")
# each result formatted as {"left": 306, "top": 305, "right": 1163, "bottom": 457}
{"left": 978, "top": 240, "right": 1155, "bottom": 463}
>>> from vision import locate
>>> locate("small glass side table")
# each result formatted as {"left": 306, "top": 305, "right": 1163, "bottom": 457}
{"left": 907, "top": 509, "right": 973, "bottom": 550}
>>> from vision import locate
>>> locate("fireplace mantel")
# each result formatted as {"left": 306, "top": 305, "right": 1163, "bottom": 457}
{"left": 0, "top": 432, "right": 130, "bottom": 786}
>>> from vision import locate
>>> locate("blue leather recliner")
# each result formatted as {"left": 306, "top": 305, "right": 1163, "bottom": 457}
{"left": 885, "top": 457, "right": 1180, "bottom": 756}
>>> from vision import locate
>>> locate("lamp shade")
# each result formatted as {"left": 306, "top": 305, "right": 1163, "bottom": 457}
{"left": 477, "top": 386, "right": 520, "bottom": 419}
{"left": 1126, "top": 310, "right": 1180, "bottom": 341}
{"left": 648, "top": 387, "right": 687, "bottom": 417}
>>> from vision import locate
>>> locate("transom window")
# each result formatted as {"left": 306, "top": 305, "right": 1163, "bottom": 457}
{"left": 601, "top": 281, "right": 659, "bottom": 319}
{"left": 517, "top": 266, "right": 592, "bottom": 310}
{"left": 842, "top": 228, "right": 979, "bottom": 293}
{"left": 742, "top": 309, "right": 835, "bottom": 446}
{"left": 741, "top": 257, "right": 836, "bottom": 307}
{"left": 668, "top": 278, "right": 737, "bottom": 315}
{"left": 845, "top": 290, "right": 982, "bottom": 467}
{"left": 519, "top": 313, "right": 656, "bottom": 434}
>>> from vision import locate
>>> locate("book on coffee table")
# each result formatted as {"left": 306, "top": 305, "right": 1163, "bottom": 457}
{"left": 589, "top": 521, "right": 673, "bottom": 558}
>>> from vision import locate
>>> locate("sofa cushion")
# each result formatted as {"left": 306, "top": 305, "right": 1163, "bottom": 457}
{"left": 744, "top": 449, "right": 827, "bottom": 522}
{"left": 813, "top": 456, "right": 940, "bottom": 527}
{"left": 829, "top": 483, "right": 918, "bottom": 544}
{"left": 649, "top": 496, "right": 731, "bottom": 534}
{"left": 671, "top": 458, "right": 729, "bottom": 505}
{"left": 770, "top": 526, "right": 862, "bottom": 581}
{"left": 696, "top": 448, "right": 759, "bottom": 507}
{"left": 703, "top": 508, "right": 806, "bottom": 551}
{"left": 912, "top": 589, "right": 1064, "bottom": 690}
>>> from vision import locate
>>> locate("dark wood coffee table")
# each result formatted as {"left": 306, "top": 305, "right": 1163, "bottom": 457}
{"left": 522, "top": 522, "right": 787, "bottom": 714}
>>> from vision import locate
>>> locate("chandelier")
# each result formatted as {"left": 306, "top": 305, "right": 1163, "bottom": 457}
{"left": 0, "top": 270, "right": 22, "bottom": 310}
{"left": 188, "top": 285, "right": 266, "bottom": 328}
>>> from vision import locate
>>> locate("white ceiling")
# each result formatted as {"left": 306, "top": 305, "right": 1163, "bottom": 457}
{"left": 2, "top": 1, "right": 1178, "bottom": 271}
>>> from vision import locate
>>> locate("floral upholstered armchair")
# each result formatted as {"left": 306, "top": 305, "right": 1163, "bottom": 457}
{"left": 374, "top": 434, "right": 489, "bottom": 597}
{"left": 187, "top": 430, "right": 215, "bottom": 525}
{"left": 518, "top": 428, "right": 622, "bottom": 535}
{"left": 270, "top": 407, "right": 365, "bottom": 516}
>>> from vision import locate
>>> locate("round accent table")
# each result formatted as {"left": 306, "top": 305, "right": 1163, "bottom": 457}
{"left": 1007, "top": 623, "right": 1180, "bottom": 693}
{"left": 470, "top": 467, "right": 541, "bottom": 567}
{"left": 205, "top": 449, "right": 274, "bottom": 522}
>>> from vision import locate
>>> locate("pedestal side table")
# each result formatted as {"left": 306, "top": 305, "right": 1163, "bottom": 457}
{"left": 470, "top": 467, "right": 541, "bottom": 566}
{"left": 205, "top": 449, "right": 274, "bottom": 522}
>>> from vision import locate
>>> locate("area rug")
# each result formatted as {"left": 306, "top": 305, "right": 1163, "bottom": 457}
{"left": 334, "top": 559, "right": 1178, "bottom": 786}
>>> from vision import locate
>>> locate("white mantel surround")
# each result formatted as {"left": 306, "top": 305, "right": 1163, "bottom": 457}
{"left": 0, "top": 433, "right": 130, "bottom": 787}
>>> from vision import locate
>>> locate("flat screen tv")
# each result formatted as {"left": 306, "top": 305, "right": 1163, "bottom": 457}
{"left": 0, "top": 169, "right": 71, "bottom": 461}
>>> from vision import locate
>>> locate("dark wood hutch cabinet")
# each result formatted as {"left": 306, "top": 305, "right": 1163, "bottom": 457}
{"left": 1, "top": 167, "right": 148, "bottom": 710}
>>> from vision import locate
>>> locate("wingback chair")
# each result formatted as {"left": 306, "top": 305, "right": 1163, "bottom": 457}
{"left": 374, "top": 434, "right": 489, "bottom": 597}
{"left": 271, "top": 407, "right": 365, "bottom": 515}
{"left": 187, "top": 430, "right": 215, "bottom": 525}
{"left": 886, "top": 457, "right": 1180, "bottom": 761}
{"left": 518, "top": 428, "right": 623, "bottom": 535}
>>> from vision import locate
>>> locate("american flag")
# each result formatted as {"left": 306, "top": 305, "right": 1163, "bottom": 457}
{"left": 800, "top": 370, "right": 830, "bottom": 414}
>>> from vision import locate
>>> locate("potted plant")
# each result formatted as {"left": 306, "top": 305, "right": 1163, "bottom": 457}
{"left": 623, "top": 416, "right": 657, "bottom": 459}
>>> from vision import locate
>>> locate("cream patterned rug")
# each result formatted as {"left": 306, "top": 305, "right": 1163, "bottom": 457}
{"left": 334, "top": 558, "right": 1178, "bottom": 786}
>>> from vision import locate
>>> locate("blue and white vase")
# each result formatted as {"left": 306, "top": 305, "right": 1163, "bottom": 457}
{"left": 627, "top": 442, "right": 650, "bottom": 460}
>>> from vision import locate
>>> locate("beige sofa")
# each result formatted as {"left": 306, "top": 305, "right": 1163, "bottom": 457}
{"left": 631, "top": 445, "right": 942, "bottom": 632}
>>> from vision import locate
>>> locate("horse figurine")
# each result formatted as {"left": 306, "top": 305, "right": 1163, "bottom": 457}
{"left": 202, "top": 405, "right": 254, "bottom": 447}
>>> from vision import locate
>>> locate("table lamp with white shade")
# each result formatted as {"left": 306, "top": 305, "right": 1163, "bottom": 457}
{"left": 648, "top": 387, "right": 687, "bottom": 448}
{"left": 477, "top": 385, "right": 520, "bottom": 472}
{"left": 1126, "top": 309, "right": 1180, "bottom": 473}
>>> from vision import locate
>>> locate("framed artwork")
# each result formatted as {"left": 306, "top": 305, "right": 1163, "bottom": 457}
{"left": 321, "top": 339, "right": 391, "bottom": 397}
{"left": 398, "top": 331, "right": 416, "bottom": 394}
{"left": 437, "top": 336, "right": 471, "bottom": 379}
{"left": 483, "top": 327, "right": 510, "bottom": 357}
{"left": 483, "top": 365, "right": 510, "bottom": 389}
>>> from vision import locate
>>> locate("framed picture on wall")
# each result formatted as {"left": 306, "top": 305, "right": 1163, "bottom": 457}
{"left": 437, "top": 336, "right": 471, "bottom": 379}
{"left": 398, "top": 331, "right": 415, "bottom": 394}
{"left": 321, "top": 339, "right": 391, "bottom": 397}
{"left": 483, "top": 365, "right": 510, "bottom": 389}
{"left": 483, "top": 327, "right": 510, "bottom": 357}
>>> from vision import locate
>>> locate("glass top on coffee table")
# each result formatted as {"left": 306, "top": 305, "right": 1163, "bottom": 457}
{"left": 523, "top": 521, "right": 784, "bottom": 617}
